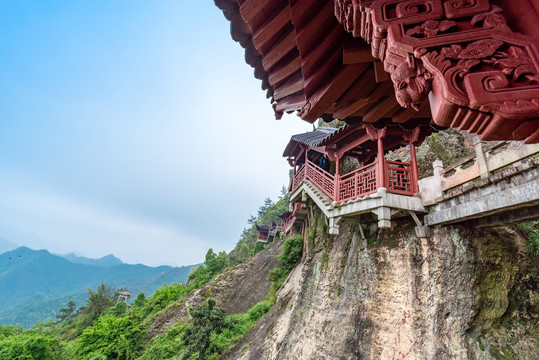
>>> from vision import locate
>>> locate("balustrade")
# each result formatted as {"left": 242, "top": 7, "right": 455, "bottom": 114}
{"left": 385, "top": 160, "right": 413, "bottom": 196}
{"left": 338, "top": 163, "right": 377, "bottom": 201}
{"left": 291, "top": 159, "right": 416, "bottom": 202}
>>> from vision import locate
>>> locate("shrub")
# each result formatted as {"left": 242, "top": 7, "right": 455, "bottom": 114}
{"left": 518, "top": 221, "right": 539, "bottom": 256}
{"left": 76, "top": 314, "right": 146, "bottom": 360}
{"left": 278, "top": 235, "right": 303, "bottom": 271}
{"left": 0, "top": 333, "right": 60, "bottom": 360}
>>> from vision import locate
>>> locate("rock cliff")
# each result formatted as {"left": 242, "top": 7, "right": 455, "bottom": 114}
{"left": 224, "top": 217, "right": 538, "bottom": 359}
{"left": 147, "top": 239, "right": 284, "bottom": 338}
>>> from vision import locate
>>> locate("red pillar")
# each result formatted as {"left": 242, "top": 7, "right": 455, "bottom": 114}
{"left": 333, "top": 155, "right": 341, "bottom": 202}
{"left": 410, "top": 143, "right": 419, "bottom": 194}
{"left": 377, "top": 137, "right": 386, "bottom": 189}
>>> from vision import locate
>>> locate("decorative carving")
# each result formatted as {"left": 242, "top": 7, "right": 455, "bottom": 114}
{"left": 334, "top": 0, "right": 539, "bottom": 142}
{"left": 390, "top": 57, "right": 432, "bottom": 110}
{"left": 406, "top": 19, "right": 457, "bottom": 37}
{"left": 334, "top": 0, "right": 354, "bottom": 34}
{"left": 470, "top": 6, "right": 509, "bottom": 31}
{"left": 443, "top": 0, "right": 491, "bottom": 19}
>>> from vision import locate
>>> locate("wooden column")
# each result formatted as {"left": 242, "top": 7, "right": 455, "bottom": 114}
{"left": 410, "top": 143, "right": 419, "bottom": 194}
{"left": 377, "top": 137, "right": 386, "bottom": 189}
{"left": 333, "top": 155, "right": 341, "bottom": 202}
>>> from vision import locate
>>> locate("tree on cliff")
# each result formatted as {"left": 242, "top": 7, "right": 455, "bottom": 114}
{"left": 182, "top": 298, "right": 232, "bottom": 359}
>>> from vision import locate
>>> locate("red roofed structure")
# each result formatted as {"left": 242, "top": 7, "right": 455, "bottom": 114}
{"left": 215, "top": 0, "right": 539, "bottom": 143}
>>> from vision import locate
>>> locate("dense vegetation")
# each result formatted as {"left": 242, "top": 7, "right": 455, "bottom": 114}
{"left": 518, "top": 220, "right": 539, "bottom": 256}
{"left": 0, "top": 247, "right": 194, "bottom": 328}
{"left": 0, "top": 191, "right": 303, "bottom": 359}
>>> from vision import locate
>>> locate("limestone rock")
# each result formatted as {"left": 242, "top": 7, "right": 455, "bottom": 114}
{"left": 224, "top": 221, "right": 538, "bottom": 360}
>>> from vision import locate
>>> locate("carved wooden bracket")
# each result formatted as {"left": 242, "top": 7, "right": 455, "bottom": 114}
{"left": 334, "top": 0, "right": 539, "bottom": 143}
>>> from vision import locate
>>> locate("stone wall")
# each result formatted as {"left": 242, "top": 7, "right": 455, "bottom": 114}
{"left": 224, "top": 219, "right": 538, "bottom": 360}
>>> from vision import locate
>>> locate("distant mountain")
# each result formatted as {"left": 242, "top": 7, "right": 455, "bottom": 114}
{"left": 0, "top": 237, "right": 18, "bottom": 254}
{"left": 0, "top": 246, "right": 195, "bottom": 328}
{"left": 61, "top": 253, "right": 123, "bottom": 267}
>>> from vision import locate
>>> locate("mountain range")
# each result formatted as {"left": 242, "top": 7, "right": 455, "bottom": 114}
{"left": 0, "top": 246, "right": 196, "bottom": 328}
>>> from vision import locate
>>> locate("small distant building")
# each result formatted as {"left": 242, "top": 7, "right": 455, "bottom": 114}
{"left": 116, "top": 290, "right": 133, "bottom": 304}
{"left": 256, "top": 222, "right": 280, "bottom": 243}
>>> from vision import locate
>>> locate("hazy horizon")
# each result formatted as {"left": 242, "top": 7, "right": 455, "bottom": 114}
{"left": 0, "top": 1, "right": 312, "bottom": 266}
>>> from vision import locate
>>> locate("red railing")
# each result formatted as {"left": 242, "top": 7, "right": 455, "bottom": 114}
{"left": 292, "top": 163, "right": 306, "bottom": 191}
{"left": 385, "top": 160, "right": 414, "bottom": 196}
{"left": 291, "top": 161, "right": 335, "bottom": 197}
{"left": 338, "top": 163, "right": 378, "bottom": 201}
{"left": 290, "top": 159, "right": 416, "bottom": 202}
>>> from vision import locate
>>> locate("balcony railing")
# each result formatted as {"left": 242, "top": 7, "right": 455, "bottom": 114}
{"left": 291, "top": 158, "right": 416, "bottom": 203}
{"left": 292, "top": 161, "right": 335, "bottom": 198}
{"left": 385, "top": 160, "right": 414, "bottom": 196}
{"left": 338, "top": 163, "right": 377, "bottom": 201}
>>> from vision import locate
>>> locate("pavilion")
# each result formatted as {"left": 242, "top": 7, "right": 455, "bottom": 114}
{"left": 283, "top": 123, "right": 429, "bottom": 233}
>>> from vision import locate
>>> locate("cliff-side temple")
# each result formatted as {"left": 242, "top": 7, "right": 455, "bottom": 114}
{"left": 213, "top": 1, "right": 539, "bottom": 359}
{"left": 215, "top": 0, "right": 539, "bottom": 234}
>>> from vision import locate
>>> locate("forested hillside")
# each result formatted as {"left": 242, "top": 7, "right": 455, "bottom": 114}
{"left": 0, "top": 247, "right": 194, "bottom": 328}
{"left": 0, "top": 191, "right": 301, "bottom": 359}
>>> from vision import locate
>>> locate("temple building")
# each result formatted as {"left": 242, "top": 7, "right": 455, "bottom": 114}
{"left": 283, "top": 124, "right": 428, "bottom": 233}
{"left": 215, "top": 0, "right": 539, "bottom": 235}
{"left": 256, "top": 222, "right": 280, "bottom": 243}
{"left": 116, "top": 290, "right": 133, "bottom": 304}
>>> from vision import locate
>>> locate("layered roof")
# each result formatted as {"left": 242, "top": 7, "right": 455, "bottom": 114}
{"left": 214, "top": 0, "right": 433, "bottom": 129}
{"left": 283, "top": 124, "right": 431, "bottom": 164}
{"left": 215, "top": 0, "right": 539, "bottom": 143}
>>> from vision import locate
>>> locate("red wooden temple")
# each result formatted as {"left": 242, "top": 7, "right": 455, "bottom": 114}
{"left": 215, "top": 0, "right": 539, "bottom": 143}
{"left": 284, "top": 123, "right": 426, "bottom": 204}
{"left": 256, "top": 222, "right": 280, "bottom": 243}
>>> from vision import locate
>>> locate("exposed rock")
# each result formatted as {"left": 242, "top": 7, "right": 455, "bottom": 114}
{"left": 224, "top": 220, "right": 538, "bottom": 360}
{"left": 147, "top": 239, "right": 284, "bottom": 338}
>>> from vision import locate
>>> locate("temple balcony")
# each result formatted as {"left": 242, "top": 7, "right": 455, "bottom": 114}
{"left": 284, "top": 124, "right": 430, "bottom": 235}
{"left": 288, "top": 158, "right": 426, "bottom": 234}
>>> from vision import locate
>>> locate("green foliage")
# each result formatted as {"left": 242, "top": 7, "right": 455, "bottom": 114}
{"left": 246, "top": 301, "right": 272, "bottom": 322}
{"left": 227, "top": 193, "right": 290, "bottom": 266}
{"left": 106, "top": 301, "right": 127, "bottom": 317}
{"left": 517, "top": 221, "right": 539, "bottom": 256}
{"left": 277, "top": 235, "right": 304, "bottom": 271}
{"left": 181, "top": 298, "right": 233, "bottom": 360}
{"left": 132, "top": 292, "right": 146, "bottom": 308}
{"left": 0, "top": 324, "right": 22, "bottom": 339}
{"left": 138, "top": 323, "right": 189, "bottom": 360}
{"left": 252, "top": 241, "right": 269, "bottom": 255}
{"left": 84, "top": 282, "right": 116, "bottom": 321}
{"left": 210, "top": 300, "right": 272, "bottom": 357}
{"left": 204, "top": 249, "right": 227, "bottom": 276}
{"left": 0, "top": 333, "right": 60, "bottom": 360}
{"left": 75, "top": 314, "right": 145, "bottom": 360}
{"left": 55, "top": 301, "right": 77, "bottom": 324}
{"left": 133, "top": 283, "right": 190, "bottom": 319}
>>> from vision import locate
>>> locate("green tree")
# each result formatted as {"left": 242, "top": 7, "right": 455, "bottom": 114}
{"left": 182, "top": 298, "right": 232, "bottom": 360}
{"left": 205, "top": 249, "right": 227, "bottom": 276}
{"left": 86, "top": 282, "right": 116, "bottom": 318}
{"left": 77, "top": 282, "right": 117, "bottom": 330}
{"left": 76, "top": 314, "right": 145, "bottom": 360}
{"left": 0, "top": 333, "right": 60, "bottom": 360}
{"left": 132, "top": 292, "right": 146, "bottom": 308}
{"left": 55, "top": 300, "right": 77, "bottom": 324}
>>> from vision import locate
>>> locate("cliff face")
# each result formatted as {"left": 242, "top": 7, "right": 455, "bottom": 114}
{"left": 147, "top": 239, "right": 284, "bottom": 338}
{"left": 225, "top": 219, "right": 538, "bottom": 360}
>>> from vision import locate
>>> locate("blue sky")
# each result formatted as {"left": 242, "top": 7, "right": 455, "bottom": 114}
{"left": 0, "top": 0, "right": 311, "bottom": 266}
